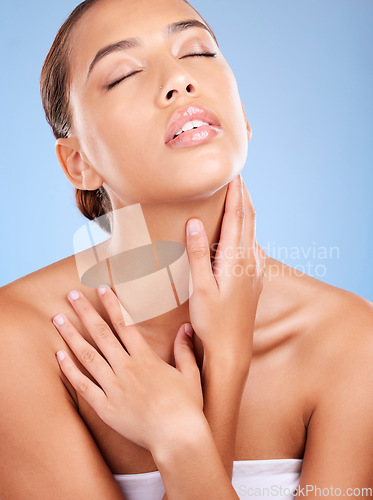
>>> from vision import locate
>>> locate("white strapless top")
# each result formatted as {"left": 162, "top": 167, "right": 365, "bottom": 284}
{"left": 113, "top": 458, "right": 303, "bottom": 499}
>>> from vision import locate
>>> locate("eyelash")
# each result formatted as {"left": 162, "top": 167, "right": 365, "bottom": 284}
{"left": 106, "top": 51, "right": 218, "bottom": 90}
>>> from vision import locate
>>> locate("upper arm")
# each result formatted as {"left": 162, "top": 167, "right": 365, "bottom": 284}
{"left": 297, "top": 309, "right": 373, "bottom": 498}
{"left": 0, "top": 318, "right": 126, "bottom": 500}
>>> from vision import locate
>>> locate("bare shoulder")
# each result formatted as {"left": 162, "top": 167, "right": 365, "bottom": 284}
{"left": 315, "top": 280, "right": 373, "bottom": 387}
{"left": 0, "top": 259, "right": 79, "bottom": 404}
{"left": 294, "top": 265, "right": 373, "bottom": 353}
{"left": 0, "top": 254, "right": 84, "bottom": 401}
{"left": 273, "top": 257, "right": 373, "bottom": 408}
{"left": 266, "top": 256, "right": 373, "bottom": 336}
{"left": 0, "top": 252, "right": 78, "bottom": 309}
{"left": 0, "top": 259, "right": 126, "bottom": 499}
{"left": 277, "top": 265, "right": 373, "bottom": 486}
{"left": 265, "top": 259, "right": 373, "bottom": 444}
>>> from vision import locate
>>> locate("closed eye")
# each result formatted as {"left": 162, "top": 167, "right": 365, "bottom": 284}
{"left": 181, "top": 51, "right": 217, "bottom": 58}
{"left": 107, "top": 70, "right": 143, "bottom": 90}
{"left": 107, "top": 52, "right": 217, "bottom": 90}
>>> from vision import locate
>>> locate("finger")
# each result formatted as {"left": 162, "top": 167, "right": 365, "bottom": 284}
{"left": 66, "top": 289, "right": 129, "bottom": 372}
{"left": 186, "top": 218, "right": 216, "bottom": 294}
{"left": 97, "top": 285, "right": 154, "bottom": 359}
{"left": 55, "top": 350, "right": 108, "bottom": 415}
{"left": 52, "top": 312, "right": 116, "bottom": 393}
{"left": 212, "top": 174, "right": 246, "bottom": 280}
{"left": 173, "top": 323, "right": 200, "bottom": 380}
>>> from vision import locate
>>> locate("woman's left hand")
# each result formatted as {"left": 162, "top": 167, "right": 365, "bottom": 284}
{"left": 51, "top": 286, "right": 204, "bottom": 455}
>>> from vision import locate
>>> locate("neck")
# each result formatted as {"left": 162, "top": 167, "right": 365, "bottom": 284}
{"left": 100, "top": 185, "right": 228, "bottom": 365}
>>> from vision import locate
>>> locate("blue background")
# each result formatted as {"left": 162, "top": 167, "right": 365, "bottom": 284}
{"left": 0, "top": 0, "right": 372, "bottom": 300}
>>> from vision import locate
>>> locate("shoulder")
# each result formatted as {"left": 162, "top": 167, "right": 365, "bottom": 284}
{"left": 293, "top": 283, "right": 373, "bottom": 486}
{"left": 265, "top": 258, "right": 373, "bottom": 398}
{"left": 320, "top": 285, "right": 373, "bottom": 387}
{"left": 264, "top": 256, "right": 372, "bottom": 342}
{"left": 0, "top": 252, "right": 78, "bottom": 310}
{"left": 0, "top": 256, "right": 81, "bottom": 406}
{"left": 278, "top": 256, "right": 373, "bottom": 364}
{"left": 267, "top": 257, "right": 372, "bottom": 339}
{"left": 0, "top": 274, "right": 125, "bottom": 499}
{"left": 300, "top": 276, "right": 373, "bottom": 361}
{"left": 282, "top": 263, "right": 373, "bottom": 427}
{"left": 271, "top": 260, "right": 373, "bottom": 472}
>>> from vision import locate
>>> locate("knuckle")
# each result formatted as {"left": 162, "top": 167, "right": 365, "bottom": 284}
{"left": 234, "top": 205, "right": 246, "bottom": 220}
{"left": 81, "top": 349, "right": 96, "bottom": 364}
{"left": 248, "top": 206, "right": 256, "bottom": 222}
{"left": 94, "top": 325, "right": 111, "bottom": 339}
{"left": 77, "top": 380, "right": 89, "bottom": 394}
{"left": 193, "top": 284, "right": 209, "bottom": 297}
{"left": 190, "top": 245, "right": 209, "bottom": 259}
{"left": 113, "top": 317, "right": 127, "bottom": 330}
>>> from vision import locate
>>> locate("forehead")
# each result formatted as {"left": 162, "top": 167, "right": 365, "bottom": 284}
{"left": 70, "top": 0, "right": 203, "bottom": 79}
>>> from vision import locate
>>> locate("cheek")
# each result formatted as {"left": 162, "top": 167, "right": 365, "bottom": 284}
{"left": 210, "top": 64, "right": 248, "bottom": 165}
{"left": 220, "top": 65, "right": 247, "bottom": 133}
{"left": 70, "top": 59, "right": 249, "bottom": 203}
{"left": 76, "top": 101, "right": 141, "bottom": 173}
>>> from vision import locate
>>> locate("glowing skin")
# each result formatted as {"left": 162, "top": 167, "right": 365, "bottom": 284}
{"left": 1, "top": 3, "right": 372, "bottom": 497}
{"left": 56, "top": 0, "right": 252, "bottom": 350}
{"left": 56, "top": 0, "right": 250, "bottom": 234}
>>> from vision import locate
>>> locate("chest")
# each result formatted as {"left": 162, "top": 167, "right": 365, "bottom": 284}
{"left": 77, "top": 341, "right": 309, "bottom": 475}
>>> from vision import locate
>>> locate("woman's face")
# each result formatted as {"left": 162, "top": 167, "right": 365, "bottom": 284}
{"left": 67, "top": 0, "right": 249, "bottom": 205}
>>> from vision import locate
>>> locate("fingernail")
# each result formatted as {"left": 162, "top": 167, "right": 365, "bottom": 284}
{"left": 56, "top": 351, "right": 65, "bottom": 362}
{"left": 98, "top": 284, "right": 110, "bottom": 295}
{"left": 53, "top": 314, "right": 65, "bottom": 326}
{"left": 68, "top": 290, "right": 80, "bottom": 301}
{"left": 187, "top": 219, "right": 201, "bottom": 236}
{"left": 184, "top": 323, "right": 193, "bottom": 337}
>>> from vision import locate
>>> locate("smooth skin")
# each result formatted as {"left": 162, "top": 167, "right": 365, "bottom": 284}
{"left": 53, "top": 174, "right": 265, "bottom": 499}
{"left": 1, "top": 0, "right": 373, "bottom": 498}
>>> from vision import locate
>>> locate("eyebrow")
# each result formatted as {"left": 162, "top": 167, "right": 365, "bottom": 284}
{"left": 86, "top": 19, "right": 218, "bottom": 81}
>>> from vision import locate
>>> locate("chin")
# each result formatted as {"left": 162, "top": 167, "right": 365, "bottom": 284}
{"left": 152, "top": 157, "right": 243, "bottom": 203}
{"left": 131, "top": 132, "right": 248, "bottom": 204}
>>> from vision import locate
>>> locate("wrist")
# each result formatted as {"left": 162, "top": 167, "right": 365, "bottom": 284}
{"left": 202, "top": 350, "right": 251, "bottom": 381}
{"left": 150, "top": 412, "right": 209, "bottom": 464}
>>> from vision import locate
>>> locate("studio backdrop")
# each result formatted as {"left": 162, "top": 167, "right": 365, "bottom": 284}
{"left": 0, "top": 0, "right": 372, "bottom": 300}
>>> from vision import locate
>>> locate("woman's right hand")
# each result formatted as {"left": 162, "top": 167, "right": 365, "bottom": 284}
{"left": 185, "top": 174, "right": 266, "bottom": 371}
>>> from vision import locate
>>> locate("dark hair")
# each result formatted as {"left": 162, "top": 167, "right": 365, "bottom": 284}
{"left": 40, "top": 0, "right": 217, "bottom": 234}
{"left": 40, "top": 0, "right": 113, "bottom": 233}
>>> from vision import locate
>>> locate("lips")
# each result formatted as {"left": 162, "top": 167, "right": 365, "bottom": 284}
{"left": 164, "top": 104, "right": 221, "bottom": 145}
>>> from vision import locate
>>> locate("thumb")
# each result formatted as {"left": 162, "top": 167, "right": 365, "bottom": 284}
{"left": 186, "top": 218, "right": 216, "bottom": 294}
{"left": 174, "top": 323, "right": 199, "bottom": 377}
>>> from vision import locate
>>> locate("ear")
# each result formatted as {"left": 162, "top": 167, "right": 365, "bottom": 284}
{"left": 55, "top": 136, "right": 103, "bottom": 190}
{"left": 240, "top": 100, "right": 252, "bottom": 142}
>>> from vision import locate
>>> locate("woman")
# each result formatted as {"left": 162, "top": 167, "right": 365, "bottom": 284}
{"left": 1, "top": 0, "right": 372, "bottom": 499}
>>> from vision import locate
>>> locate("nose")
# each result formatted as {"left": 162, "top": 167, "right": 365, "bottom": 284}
{"left": 158, "top": 64, "right": 199, "bottom": 105}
